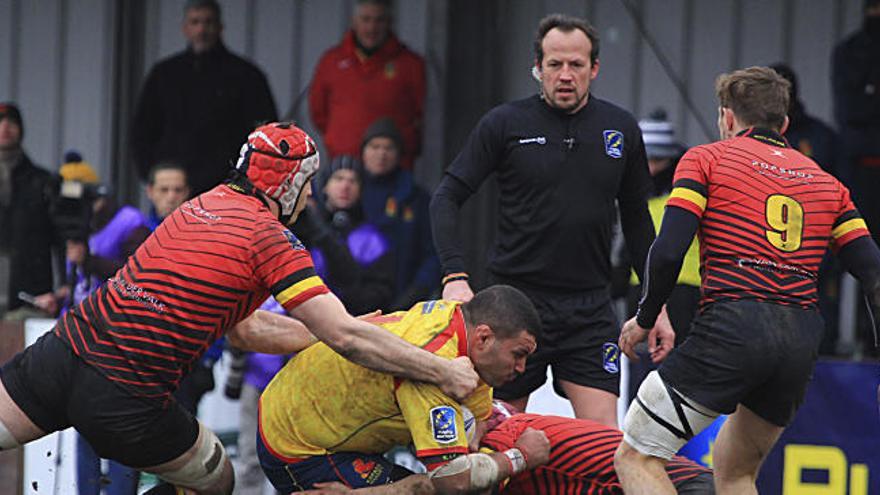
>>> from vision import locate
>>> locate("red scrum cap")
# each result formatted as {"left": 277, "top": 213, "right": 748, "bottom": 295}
{"left": 234, "top": 122, "right": 320, "bottom": 220}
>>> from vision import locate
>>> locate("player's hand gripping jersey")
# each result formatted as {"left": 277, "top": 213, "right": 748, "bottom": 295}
{"left": 667, "top": 128, "right": 869, "bottom": 308}
{"left": 259, "top": 300, "right": 492, "bottom": 470}
{"left": 53, "top": 186, "right": 329, "bottom": 398}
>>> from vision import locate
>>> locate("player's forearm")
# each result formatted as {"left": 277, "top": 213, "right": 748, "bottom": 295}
{"left": 341, "top": 317, "right": 448, "bottom": 384}
{"left": 430, "top": 451, "right": 525, "bottom": 494}
{"left": 636, "top": 207, "right": 698, "bottom": 328}
{"left": 228, "top": 310, "right": 317, "bottom": 354}
{"left": 838, "top": 236, "right": 880, "bottom": 344}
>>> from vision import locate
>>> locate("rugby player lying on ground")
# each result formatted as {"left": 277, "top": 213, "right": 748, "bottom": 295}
{"left": 304, "top": 401, "right": 715, "bottom": 494}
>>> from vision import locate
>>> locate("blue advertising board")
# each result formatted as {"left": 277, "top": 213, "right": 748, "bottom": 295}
{"left": 675, "top": 360, "right": 880, "bottom": 494}
{"left": 757, "top": 360, "right": 880, "bottom": 494}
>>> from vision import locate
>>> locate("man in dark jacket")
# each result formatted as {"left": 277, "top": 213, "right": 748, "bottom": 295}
{"left": 359, "top": 119, "right": 439, "bottom": 310}
{"left": 131, "top": 0, "right": 277, "bottom": 195}
{"left": 0, "top": 102, "right": 62, "bottom": 319}
{"left": 832, "top": 0, "right": 880, "bottom": 243}
{"left": 770, "top": 64, "right": 839, "bottom": 177}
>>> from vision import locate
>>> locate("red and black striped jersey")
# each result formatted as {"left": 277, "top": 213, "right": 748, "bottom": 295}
{"left": 667, "top": 128, "right": 870, "bottom": 309}
{"left": 480, "top": 414, "right": 709, "bottom": 494}
{"left": 54, "top": 185, "right": 329, "bottom": 398}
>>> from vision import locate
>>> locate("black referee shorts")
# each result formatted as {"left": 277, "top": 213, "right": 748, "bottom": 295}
{"left": 492, "top": 279, "right": 621, "bottom": 400}
{"left": 659, "top": 300, "right": 824, "bottom": 427}
{"left": 0, "top": 330, "right": 199, "bottom": 467}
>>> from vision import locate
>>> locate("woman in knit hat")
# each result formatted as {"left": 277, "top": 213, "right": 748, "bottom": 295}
{"left": 293, "top": 155, "right": 395, "bottom": 315}
{"left": 359, "top": 118, "right": 440, "bottom": 310}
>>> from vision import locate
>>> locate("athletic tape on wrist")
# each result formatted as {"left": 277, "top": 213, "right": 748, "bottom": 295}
{"left": 504, "top": 448, "right": 527, "bottom": 475}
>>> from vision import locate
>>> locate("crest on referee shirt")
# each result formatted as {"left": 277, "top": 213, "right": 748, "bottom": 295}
{"left": 282, "top": 229, "right": 306, "bottom": 250}
{"left": 603, "top": 130, "right": 624, "bottom": 158}
{"left": 430, "top": 406, "right": 459, "bottom": 443}
{"left": 602, "top": 342, "right": 620, "bottom": 373}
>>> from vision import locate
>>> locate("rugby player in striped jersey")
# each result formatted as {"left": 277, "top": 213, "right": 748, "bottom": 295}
{"left": 0, "top": 122, "right": 478, "bottom": 494}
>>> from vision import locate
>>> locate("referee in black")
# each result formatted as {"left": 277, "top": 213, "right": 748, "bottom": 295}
{"left": 430, "top": 13, "right": 673, "bottom": 427}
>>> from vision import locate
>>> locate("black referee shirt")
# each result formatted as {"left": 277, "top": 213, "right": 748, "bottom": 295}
{"left": 437, "top": 94, "right": 654, "bottom": 291}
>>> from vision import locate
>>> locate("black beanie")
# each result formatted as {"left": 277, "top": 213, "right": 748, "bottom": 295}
{"left": 360, "top": 117, "right": 404, "bottom": 155}
{"left": 316, "top": 155, "right": 363, "bottom": 191}
{"left": 0, "top": 102, "right": 23, "bottom": 138}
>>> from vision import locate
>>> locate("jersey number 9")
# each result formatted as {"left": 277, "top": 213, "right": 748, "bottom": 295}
{"left": 765, "top": 194, "right": 804, "bottom": 252}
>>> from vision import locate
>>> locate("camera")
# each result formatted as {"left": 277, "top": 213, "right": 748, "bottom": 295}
{"left": 50, "top": 177, "right": 109, "bottom": 242}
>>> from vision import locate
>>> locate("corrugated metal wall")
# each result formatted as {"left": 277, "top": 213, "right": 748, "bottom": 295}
{"left": 456, "top": 0, "right": 864, "bottom": 150}
{"left": 0, "top": 0, "right": 445, "bottom": 188}
{"left": 0, "top": 0, "right": 116, "bottom": 180}
{"left": 0, "top": 0, "right": 867, "bottom": 199}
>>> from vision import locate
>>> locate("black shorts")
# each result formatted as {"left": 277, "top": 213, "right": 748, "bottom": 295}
{"left": 659, "top": 300, "right": 824, "bottom": 427}
{"left": 675, "top": 471, "right": 715, "bottom": 494}
{"left": 492, "top": 279, "right": 620, "bottom": 399}
{"left": 0, "top": 330, "right": 199, "bottom": 467}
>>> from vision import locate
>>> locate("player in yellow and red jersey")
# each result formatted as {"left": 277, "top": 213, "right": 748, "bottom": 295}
{"left": 0, "top": 122, "right": 480, "bottom": 495}
{"left": 258, "top": 285, "right": 551, "bottom": 494}
{"left": 615, "top": 67, "right": 880, "bottom": 495}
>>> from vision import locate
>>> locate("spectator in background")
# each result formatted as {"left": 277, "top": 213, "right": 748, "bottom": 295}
{"left": 145, "top": 162, "right": 190, "bottom": 230}
{"left": 33, "top": 152, "right": 150, "bottom": 316}
{"left": 294, "top": 155, "right": 395, "bottom": 315}
{"left": 832, "top": 0, "right": 880, "bottom": 243}
{"left": 0, "top": 102, "right": 63, "bottom": 320}
{"left": 770, "top": 63, "right": 839, "bottom": 177}
{"left": 35, "top": 154, "right": 148, "bottom": 495}
{"left": 772, "top": 63, "right": 844, "bottom": 355}
{"left": 359, "top": 119, "right": 439, "bottom": 310}
{"left": 132, "top": 0, "right": 277, "bottom": 195}
{"left": 309, "top": 0, "right": 425, "bottom": 170}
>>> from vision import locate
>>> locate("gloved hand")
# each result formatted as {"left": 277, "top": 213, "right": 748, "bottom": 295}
{"left": 294, "top": 205, "right": 335, "bottom": 245}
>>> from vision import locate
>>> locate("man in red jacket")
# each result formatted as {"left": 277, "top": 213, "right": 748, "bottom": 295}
{"left": 308, "top": 0, "right": 425, "bottom": 169}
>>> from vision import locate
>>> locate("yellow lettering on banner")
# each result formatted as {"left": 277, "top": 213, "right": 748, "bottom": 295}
{"left": 782, "top": 445, "right": 846, "bottom": 494}
{"left": 850, "top": 464, "right": 868, "bottom": 495}
{"left": 700, "top": 440, "right": 715, "bottom": 468}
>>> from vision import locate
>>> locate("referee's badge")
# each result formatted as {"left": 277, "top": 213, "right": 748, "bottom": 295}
{"left": 430, "top": 406, "right": 459, "bottom": 443}
{"left": 602, "top": 342, "right": 620, "bottom": 374}
{"left": 603, "top": 130, "right": 624, "bottom": 158}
